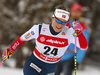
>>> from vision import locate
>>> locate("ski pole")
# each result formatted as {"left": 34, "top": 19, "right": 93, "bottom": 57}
{"left": 74, "top": 20, "right": 77, "bottom": 75}
{"left": 74, "top": 32, "right": 77, "bottom": 75}
{"left": 0, "top": 55, "right": 9, "bottom": 66}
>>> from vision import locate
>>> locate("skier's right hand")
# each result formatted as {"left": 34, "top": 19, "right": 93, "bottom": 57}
{"left": 2, "top": 48, "right": 13, "bottom": 59}
{"left": 73, "top": 21, "right": 81, "bottom": 31}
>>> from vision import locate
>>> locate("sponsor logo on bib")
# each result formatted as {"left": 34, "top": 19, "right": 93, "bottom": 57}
{"left": 40, "top": 37, "right": 45, "bottom": 42}
{"left": 46, "top": 39, "right": 65, "bottom": 44}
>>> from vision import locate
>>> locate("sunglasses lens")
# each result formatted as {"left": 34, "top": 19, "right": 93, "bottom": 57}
{"left": 55, "top": 19, "right": 61, "bottom": 24}
{"left": 55, "top": 18, "right": 67, "bottom": 25}
{"left": 62, "top": 22, "right": 67, "bottom": 25}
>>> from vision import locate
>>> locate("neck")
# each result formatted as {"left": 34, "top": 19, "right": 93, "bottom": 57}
{"left": 50, "top": 24, "right": 60, "bottom": 35}
{"left": 51, "top": 24, "right": 61, "bottom": 33}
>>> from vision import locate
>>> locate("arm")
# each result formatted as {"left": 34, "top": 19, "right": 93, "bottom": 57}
{"left": 2, "top": 25, "right": 39, "bottom": 59}
{"left": 10, "top": 25, "right": 39, "bottom": 52}
{"left": 9, "top": 37, "right": 25, "bottom": 52}
{"left": 68, "top": 23, "right": 88, "bottom": 50}
{"left": 77, "top": 31, "right": 88, "bottom": 50}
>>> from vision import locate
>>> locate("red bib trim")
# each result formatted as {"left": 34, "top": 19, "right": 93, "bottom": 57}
{"left": 34, "top": 48, "right": 62, "bottom": 63}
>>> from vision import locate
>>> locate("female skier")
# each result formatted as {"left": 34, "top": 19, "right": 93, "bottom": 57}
{"left": 2, "top": 5, "right": 88, "bottom": 75}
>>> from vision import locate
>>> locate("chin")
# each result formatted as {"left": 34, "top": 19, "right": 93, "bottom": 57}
{"left": 56, "top": 26, "right": 62, "bottom": 29}
{"left": 56, "top": 29, "right": 62, "bottom": 32}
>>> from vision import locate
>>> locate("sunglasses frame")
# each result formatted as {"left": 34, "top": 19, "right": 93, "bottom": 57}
{"left": 54, "top": 14, "right": 68, "bottom": 25}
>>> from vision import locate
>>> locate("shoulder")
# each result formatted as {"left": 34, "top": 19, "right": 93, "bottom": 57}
{"left": 62, "top": 26, "right": 74, "bottom": 33}
{"left": 31, "top": 23, "right": 50, "bottom": 30}
{"left": 67, "top": 27, "right": 75, "bottom": 34}
{"left": 30, "top": 25, "right": 39, "bottom": 30}
{"left": 40, "top": 23, "right": 50, "bottom": 30}
{"left": 37, "top": 23, "right": 50, "bottom": 29}
{"left": 42, "top": 23, "right": 50, "bottom": 27}
{"left": 31, "top": 24, "right": 43, "bottom": 30}
{"left": 33, "top": 23, "right": 50, "bottom": 34}
{"left": 63, "top": 26, "right": 69, "bottom": 30}
{"left": 31, "top": 24, "right": 40, "bottom": 28}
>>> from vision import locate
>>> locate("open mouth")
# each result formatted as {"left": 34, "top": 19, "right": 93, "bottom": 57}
{"left": 56, "top": 26, "right": 62, "bottom": 29}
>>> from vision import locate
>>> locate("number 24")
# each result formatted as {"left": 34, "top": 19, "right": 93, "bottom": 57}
{"left": 43, "top": 46, "right": 58, "bottom": 56}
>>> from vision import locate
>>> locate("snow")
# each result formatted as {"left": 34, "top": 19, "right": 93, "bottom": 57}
{"left": 0, "top": 67, "right": 23, "bottom": 75}
{"left": 4, "top": 59, "right": 16, "bottom": 68}
{"left": 74, "top": 66, "right": 100, "bottom": 75}
{"left": 0, "top": 66, "right": 100, "bottom": 75}
{"left": 22, "top": 47, "right": 31, "bottom": 56}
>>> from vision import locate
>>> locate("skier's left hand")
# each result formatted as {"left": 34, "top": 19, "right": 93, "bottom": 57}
{"left": 73, "top": 21, "right": 82, "bottom": 35}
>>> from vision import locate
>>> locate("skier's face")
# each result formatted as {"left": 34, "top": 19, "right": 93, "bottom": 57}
{"left": 52, "top": 17, "right": 67, "bottom": 32}
{"left": 71, "top": 9, "right": 82, "bottom": 19}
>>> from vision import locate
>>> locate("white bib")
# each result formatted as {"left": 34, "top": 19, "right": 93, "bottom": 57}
{"left": 34, "top": 24, "right": 70, "bottom": 63}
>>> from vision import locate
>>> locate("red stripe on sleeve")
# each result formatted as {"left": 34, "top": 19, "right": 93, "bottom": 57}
{"left": 10, "top": 36, "right": 26, "bottom": 51}
{"left": 77, "top": 33, "right": 88, "bottom": 50}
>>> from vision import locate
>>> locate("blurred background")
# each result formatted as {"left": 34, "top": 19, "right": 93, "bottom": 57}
{"left": 0, "top": 0, "right": 100, "bottom": 75}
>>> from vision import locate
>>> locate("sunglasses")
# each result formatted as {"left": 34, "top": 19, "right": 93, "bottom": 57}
{"left": 54, "top": 15, "right": 67, "bottom": 25}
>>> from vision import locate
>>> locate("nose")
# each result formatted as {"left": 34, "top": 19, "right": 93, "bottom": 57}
{"left": 57, "top": 23, "right": 62, "bottom": 27}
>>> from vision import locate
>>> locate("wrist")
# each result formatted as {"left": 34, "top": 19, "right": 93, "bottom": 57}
{"left": 8, "top": 48, "right": 14, "bottom": 53}
{"left": 7, "top": 48, "right": 13, "bottom": 57}
{"left": 75, "top": 30, "right": 82, "bottom": 36}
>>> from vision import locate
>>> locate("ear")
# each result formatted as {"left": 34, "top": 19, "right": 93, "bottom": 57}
{"left": 52, "top": 17, "right": 54, "bottom": 19}
{"left": 51, "top": 17, "right": 55, "bottom": 20}
{"left": 51, "top": 17, "right": 55, "bottom": 24}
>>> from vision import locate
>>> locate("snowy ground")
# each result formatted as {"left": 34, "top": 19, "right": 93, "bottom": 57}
{"left": 0, "top": 67, "right": 23, "bottom": 75}
{"left": 0, "top": 66, "right": 100, "bottom": 75}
